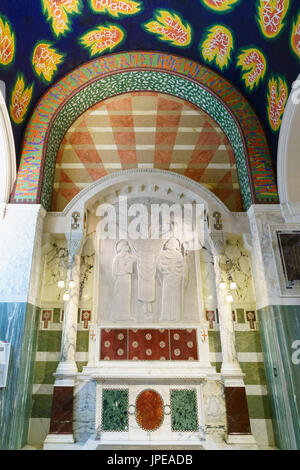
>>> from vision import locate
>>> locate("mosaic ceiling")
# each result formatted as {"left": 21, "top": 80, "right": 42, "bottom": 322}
{"left": 53, "top": 92, "right": 242, "bottom": 211}
{"left": 0, "top": 0, "right": 299, "bottom": 173}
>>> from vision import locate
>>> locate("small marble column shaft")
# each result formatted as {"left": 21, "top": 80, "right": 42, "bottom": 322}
{"left": 210, "top": 235, "right": 242, "bottom": 378}
{"left": 45, "top": 234, "right": 83, "bottom": 447}
{"left": 209, "top": 234, "right": 256, "bottom": 445}
{"left": 56, "top": 254, "right": 81, "bottom": 379}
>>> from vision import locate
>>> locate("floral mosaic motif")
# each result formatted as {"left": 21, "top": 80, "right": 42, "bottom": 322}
{"left": 12, "top": 52, "right": 276, "bottom": 209}
{"left": 41, "top": 0, "right": 82, "bottom": 38}
{"left": 237, "top": 47, "right": 267, "bottom": 91}
{"left": 135, "top": 389, "right": 164, "bottom": 431}
{"left": 10, "top": 74, "right": 34, "bottom": 125}
{"left": 143, "top": 9, "right": 192, "bottom": 48}
{"left": 89, "top": 0, "right": 142, "bottom": 17}
{"left": 170, "top": 389, "right": 198, "bottom": 432}
{"left": 0, "top": 14, "right": 15, "bottom": 66}
{"left": 32, "top": 42, "right": 64, "bottom": 82}
{"left": 267, "top": 75, "right": 288, "bottom": 132}
{"left": 290, "top": 12, "right": 300, "bottom": 60}
{"left": 256, "top": 0, "right": 290, "bottom": 40}
{"left": 200, "top": 24, "right": 234, "bottom": 70}
{"left": 101, "top": 389, "right": 128, "bottom": 431}
{"left": 80, "top": 24, "right": 125, "bottom": 57}
{"left": 200, "top": 0, "right": 241, "bottom": 13}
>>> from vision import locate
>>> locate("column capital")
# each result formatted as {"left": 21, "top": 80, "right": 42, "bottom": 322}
{"left": 209, "top": 233, "right": 226, "bottom": 256}
{"left": 66, "top": 231, "right": 84, "bottom": 263}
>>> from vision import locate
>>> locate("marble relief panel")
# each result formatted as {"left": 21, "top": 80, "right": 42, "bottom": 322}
{"left": 98, "top": 237, "right": 200, "bottom": 325}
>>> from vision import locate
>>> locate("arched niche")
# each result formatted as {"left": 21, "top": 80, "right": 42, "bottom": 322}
{"left": 278, "top": 73, "right": 300, "bottom": 220}
{"left": 10, "top": 52, "right": 277, "bottom": 211}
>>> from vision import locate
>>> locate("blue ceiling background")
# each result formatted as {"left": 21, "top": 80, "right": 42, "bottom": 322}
{"left": 0, "top": 0, "right": 299, "bottom": 175}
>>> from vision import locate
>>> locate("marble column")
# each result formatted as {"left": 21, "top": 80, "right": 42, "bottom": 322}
{"left": 209, "top": 234, "right": 256, "bottom": 446}
{"left": 44, "top": 233, "right": 83, "bottom": 448}
{"left": 0, "top": 204, "right": 45, "bottom": 450}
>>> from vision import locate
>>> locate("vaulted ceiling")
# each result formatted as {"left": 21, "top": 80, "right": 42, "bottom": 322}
{"left": 53, "top": 92, "right": 242, "bottom": 211}
{"left": 0, "top": 0, "right": 299, "bottom": 176}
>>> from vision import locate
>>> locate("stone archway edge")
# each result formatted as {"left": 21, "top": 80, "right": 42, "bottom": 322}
{"left": 11, "top": 51, "right": 278, "bottom": 208}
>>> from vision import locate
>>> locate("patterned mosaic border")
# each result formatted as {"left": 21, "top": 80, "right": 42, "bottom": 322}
{"left": 11, "top": 51, "right": 278, "bottom": 209}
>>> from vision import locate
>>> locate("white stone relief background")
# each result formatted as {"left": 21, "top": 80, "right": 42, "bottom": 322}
{"left": 41, "top": 237, "right": 94, "bottom": 306}
{"left": 201, "top": 235, "right": 256, "bottom": 310}
{"left": 97, "top": 238, "right": 200, "bottom": 325}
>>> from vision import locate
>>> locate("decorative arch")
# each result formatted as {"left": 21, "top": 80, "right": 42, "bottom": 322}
{"left": 10, "top": 51, "right": 278, "bottom": 210}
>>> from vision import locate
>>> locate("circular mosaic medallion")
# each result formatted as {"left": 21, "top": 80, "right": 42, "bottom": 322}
{"left": 117, "top": 348, "right": 124, "bottom": 356}
{"left": 104, "top": 341, "right": 111, "bottom": 348}
{"left": 145, "top": 333, "right": 152, "bottom": 341}
{"left": 117, "top": 333, "right": 124, "bottom": 340}
{"left": 187, "top": 341, "right": 194, "bottom": 349}
{"left": 173, "top": 333, "right": 180, "bottom": 340}
{"left": 136, "top": 390, "right": 164, "bottom": 431}
{"left": 159, "top": 341, "right": 166, "bottom": 348}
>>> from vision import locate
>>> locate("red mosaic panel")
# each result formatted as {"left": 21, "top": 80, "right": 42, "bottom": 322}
{"left": 170, "top": 329, "right": 198, "bottom": 361}
{"left": 100, "top": 328, "right": 199, "bottom": 361}
{"left": 100, "top": 329, "right": 127, "bottom": 361}
{"left": 128, "top": 329, "right": 170, "bottom": 361}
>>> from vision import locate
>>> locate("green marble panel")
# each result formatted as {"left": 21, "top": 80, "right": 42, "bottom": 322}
{"left": 37, "top": 330, "right": 61, "bottom": 352}
{"left": 101, "top": 389, "right": 128, "bottom": 432}
{"left": 237, "top": 308, "right": 245, "bottom": 323}
{"left": 259, "top": 305, "right": 300, "bottom": 450}
{"left": 208, "top": 331, "right": 221, "bottom": 353}
{"left": 33, "top": 361, "right": 58, "bottom": 384}
{"left": 31, "top": 394, "right": 53, "bottom": 418}
{"left": 76, "top": 361, "right": 88, "bottom": 372}
{"left": 0, "top": 303, "right": 39, "bottom": 450}
{"left": 53, "top": 308, "right": 61, "bottom": 323}
{"left": 240, "top": 362, "right": 267, "bottom": 385}
{"left": 76, "top": 330, "right": 89, "bottom": 352}
{"left": 170, "top": 390, "right": 198, "bottom": 432}
{"left": 246, "top": 395, "right": 273, "bottom": 420}
{"left": 235, "top": 331, "right": 262, "bottom": 352}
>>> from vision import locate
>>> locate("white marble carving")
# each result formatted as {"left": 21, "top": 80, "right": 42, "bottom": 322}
{"left": 110, "top": 240, "right": 136, "bottom": 321}
{"left": 130, "top": 239, "right": 163, "bottom": 315}
{"left": 157, "top": 238, "right": 186, "bottom": 321}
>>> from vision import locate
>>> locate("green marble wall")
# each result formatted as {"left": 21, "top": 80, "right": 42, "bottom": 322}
{"left": 258, "top": 305, "right": 300, "bottom": 450}
{"left": 0, "top": 303, "right": 39, "bottom": 450}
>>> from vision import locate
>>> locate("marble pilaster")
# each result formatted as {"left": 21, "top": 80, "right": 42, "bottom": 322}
{"left": 209, "top": 234, "right": 243, "bottom": 382}
{"left": 0, "top": 204, "right": 45, "bottom": 449}
{"left": 209, "top": 234, "right": 256, "bottom": 446}
{"left": 44, "top": 232, "right": 84, "bottom": 448}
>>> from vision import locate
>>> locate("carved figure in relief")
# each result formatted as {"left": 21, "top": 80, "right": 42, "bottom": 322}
{"left": 157, "top": 237, "right": 186, "bottom": 321}
{"left": 130, "top": 239, "right": 163, "bottom": 314}
{"left": 110, "top": 240, "right": 136, "bottom": 320}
